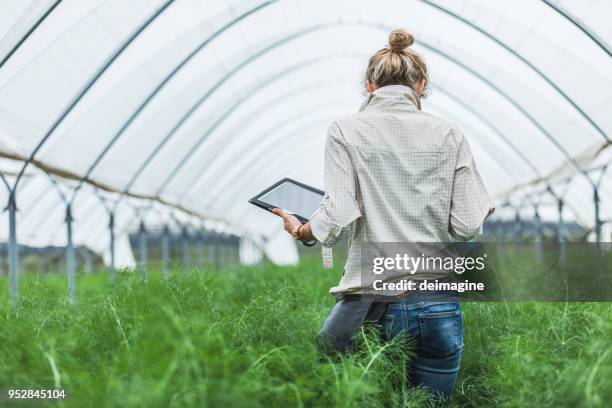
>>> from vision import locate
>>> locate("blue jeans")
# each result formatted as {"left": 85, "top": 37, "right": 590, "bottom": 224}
{"left": 383, "top": 296, "right": 463, "bottom": 399}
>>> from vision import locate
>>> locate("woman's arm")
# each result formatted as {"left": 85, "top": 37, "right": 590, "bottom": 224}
{"left": 272, "top": 122, "right": 361, "bottom": 245}
{"left": 308, "top": 122, "right": 361, "bottom": 246}
{"left": 449, "top": 128, "right": 495, "bottom": 240}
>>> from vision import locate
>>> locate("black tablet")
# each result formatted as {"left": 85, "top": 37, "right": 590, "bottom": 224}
{"left": 249, "top": 178, "right": 325, "bottom": 224}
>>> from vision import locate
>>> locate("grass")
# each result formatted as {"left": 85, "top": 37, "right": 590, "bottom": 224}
{"left": 0, "top": 256, "right": 611, "bottom": 407}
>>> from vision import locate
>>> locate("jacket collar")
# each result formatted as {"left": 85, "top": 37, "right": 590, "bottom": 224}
{"left": 359, "top": 85, "right": 420, "bottom": 112}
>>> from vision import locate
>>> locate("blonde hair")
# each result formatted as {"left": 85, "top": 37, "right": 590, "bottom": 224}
{"left": 365, "top": 29, "right": 428, "bottom": 95}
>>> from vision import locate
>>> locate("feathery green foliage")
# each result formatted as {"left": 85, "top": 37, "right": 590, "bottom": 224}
{"left": 0, "top": 258, "right": 610, "bottom": 407}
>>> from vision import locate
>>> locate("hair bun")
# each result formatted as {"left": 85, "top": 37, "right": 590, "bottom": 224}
{"left": 388, "top": 29, "right": 414, "bottom": 51}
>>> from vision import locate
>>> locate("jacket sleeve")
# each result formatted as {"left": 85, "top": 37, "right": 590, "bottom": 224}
{"left": 309, "top": 122, "right": 362, "bottom": 246}
{"left": 448, "top": 128, "right": 495, "bottom": 241}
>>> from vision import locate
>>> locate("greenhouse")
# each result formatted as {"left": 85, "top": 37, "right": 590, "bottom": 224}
{"left": 0, "top": 1, "right": 610, "bottom": 407}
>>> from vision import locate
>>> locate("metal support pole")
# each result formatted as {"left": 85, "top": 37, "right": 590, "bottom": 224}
{"left": 196, "top": 231, "right": 204, "bottom": 268}
{"left": 65, "top": 205, "right": 76, "bottom": 302}
{"left": 109, "top": 212, "right": 116, "bottom": 281}
{"left": 138, "top": 220, "right": 148, "bottom": 282}
{"left": 513, "top": 207, "right": 522, "bottom": 246}
{"left": 594, "top": 186, "right": 602, "bottom": 243}
{"left": 161, "top": 224, "right": 170, "bottom": 280}
{"left": 557, "top": 199, "right": 566, "bottom": 263}
{"left": 533, "top": 204, "right": 542, "bottom": 262}
{"left": 593, "top": 185, "right": 602, "bottom": 255}
{"left": 8, "top": 192, "right": 19, "bottom": 302}
{"left": 181, "top": 226, "right": 190, "bottom": 272}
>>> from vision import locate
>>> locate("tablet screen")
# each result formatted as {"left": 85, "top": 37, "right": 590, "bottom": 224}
{"left": 249, "top": 178, "right": 324, "bottom": 223}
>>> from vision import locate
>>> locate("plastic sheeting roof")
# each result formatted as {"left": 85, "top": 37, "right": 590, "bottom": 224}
{"left": 0, "top": 0, "right": 611, "bottom": 266}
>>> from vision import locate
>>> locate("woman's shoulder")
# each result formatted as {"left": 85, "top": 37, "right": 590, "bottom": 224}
{"left": 328, "top": 110, "right": 467, "bottom": 153}
{"left": 419, "top": 110, "right": 461, "bottom": 133}
{"left": 335, "top": 109, "right": 462, "bottom": 136}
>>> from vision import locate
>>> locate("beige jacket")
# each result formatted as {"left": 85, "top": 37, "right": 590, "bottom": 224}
{"left": 309, "top": 85, "right": 494, "bottom": 296}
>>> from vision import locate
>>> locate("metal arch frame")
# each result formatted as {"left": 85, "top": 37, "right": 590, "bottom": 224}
{"left": 5, "top": 2, "right": 606, "bottom": 275}
{"left": 505, "top": 157, "right": 612, "bottom": 239}
{"left": 36, "top": 20, "right": 579, "bottom": 223}
{"left": 505, "top": 182, "right": 587, "bottom": 231}
{"left": 4, "top": 1, "right": 605, "bottom": 200}
{"left": 0, "top": 163, "right": 44, "bottom": 205}
{"left": 7, "top": 11, "right": 592, "bottom": 274}
{"left": 174, "top": 79, "right": 354, "bottom": 202}
{"left": 33, "top": 182, "right": 101, "bottom": 245}
{"left": 424, "top": 104, "right": 519, "bottom": 181}
{"left": 81, "top": 197, "right": 140, "bottom": 269}
{"left": 198, "top": 86, "right": 534, "bottom": 214}
{"left": 506, "top": 161, "right": 609, "bottom": 207}
{"left": 43, "top": 171, "right": 77, "bottom": 300}
{"left": 118, "top": 23, "right": 332, "bottom": 203}
{"left": 4, "top": 1, "right": 280, "bottom": 271}
{"left": 188, "top": 108, "right": 353, "bottom": 210}
{"left": 135, "top": 111, "right": 340, "bottom": 237}
{"left": 104, "top": 204, "right": 206, "bottom": 245}
{"left": 34, "top": 0, "right": 610, "bottom": 191}
{"left": 184, "top": 93, "right": 580, "bottom": 222}
{"left": 67, "top": 0, "right": 280, "bottom": 205}
{"left": 30, "top": 16, "right": 593, "bottom": 217}
{"left": 159, "top": 57, "right": 373, "bottom": 198}
{"left": 0, "top": 171, "right": 11, "bottom": 192}
{"left": 2, "top": 0, "right": 166, "bottom": 300}
{"left": 3, "top": 169, "right": 83, "bottom": 300}
{"left": 219, "top": 120, "right": 335, "bottom": 216}
{"left": 18, "top": 175, "right": 91, "bottom": 241}
{"left": 430, "top": 84, "right": 542, "bottom": 179}
{"left": 83, "top": 193, "right": 242, "bottom": 267}
{"left": 428, "top": 84, "right": 563, "bottom": 206}
{"left": 199, "top": 94, "right": 521, "bottom": 213}
{"left": 416, "top": 29, "right": 590, "bottom": 182}
{"left": 419, "top": 0, "right": 610, "bottom": 144}
{"left": 204, "top": 88, "right": 521, "bottom": 205}
{"left": 541, "top": 0, "right": 612, "bottom": 58}
{"left": 2, "top": 163, "right": 59, "bottom": 301}
{"left": 41, "top": 171, "right": 69, "bottom": 204}
{"left": 45, "top": 3, "right": 594, "bottom": 208}
{"left": 148, "top": 22, "right": 588, "bottom": 202}
{"left": 537, "top": 160, "right": 612, "bottom": 191}
{"left": 0, "top": 0, "right": 62, "bottom": 69}
{"left": 173, "top": 58, "right": 525, "bottom": 204}
{"left": 10, "top": 0, "right": 175, "bottom": 194}
{"left": 0, "top": 161, "right": 65, "bottom": 225}
{"left": 233, "top": 138, "right": 344, "bottom": 222}
{"left": 13, "top": 174, "right": 61, "bottom": 224}
{"left": 76, "top": 197, "right": 233, "bottom": 278}
{"left": 28, "top": 183, "right": 101, "bottom": 250}
{"left": 47, "top": 29, "right": 337, "bottom": 243}
{"left": 4, "top": 16, "right": 596, "bottom": 274}
{"left": 520, "top": 171, "right": 583, "bottom": 230}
